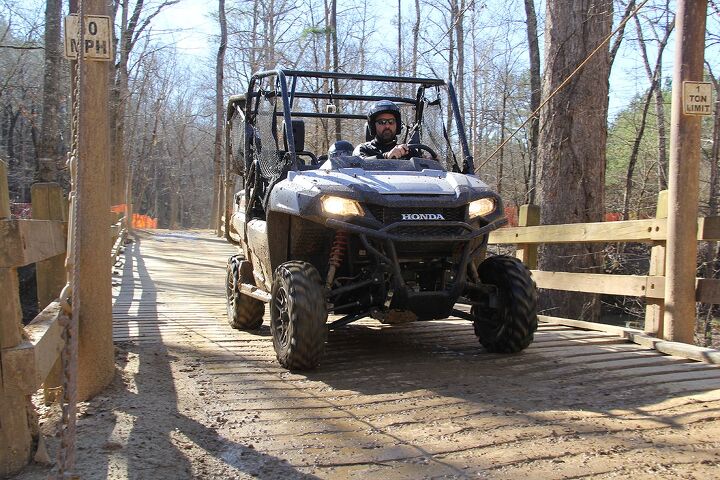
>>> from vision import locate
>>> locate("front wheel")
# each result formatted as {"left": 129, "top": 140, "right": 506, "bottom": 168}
{"left": 270, "top": 261, "right": 328, "bottom": 370}
{"left": 471, "top": 255, "right": 538, "bottom": 353}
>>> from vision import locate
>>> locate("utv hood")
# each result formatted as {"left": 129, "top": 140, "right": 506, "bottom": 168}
{"left": 268, "top": 166, "right": 499, "bottom": 219}
{"left": 283, "top": 167, "right": 488, "bottom": 196}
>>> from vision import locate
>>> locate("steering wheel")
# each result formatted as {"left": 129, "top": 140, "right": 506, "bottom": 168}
{"left": 406, "top": 143, "right": 438, "bottom": 159}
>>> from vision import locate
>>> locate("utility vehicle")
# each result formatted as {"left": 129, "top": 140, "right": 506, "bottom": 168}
{"left": 224, "top": 69, "right": 537, "bottom": 370}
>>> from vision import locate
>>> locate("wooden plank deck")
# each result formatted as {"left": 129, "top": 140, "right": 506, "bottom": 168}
{"left": 80, "top": 230, "right": 718, "bottom": 478}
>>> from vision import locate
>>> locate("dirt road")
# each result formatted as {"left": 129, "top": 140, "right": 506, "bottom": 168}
{"left": 13, "top": 231, "right": 720, "bottom": 479}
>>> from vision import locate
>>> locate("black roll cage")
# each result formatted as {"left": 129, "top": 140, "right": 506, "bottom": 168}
{"left": 231, "top": 68, "right": 475, "bottom": 174}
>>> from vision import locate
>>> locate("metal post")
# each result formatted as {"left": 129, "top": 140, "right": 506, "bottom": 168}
{"left": 663, "top": 0, "right": 707, "bottom": 343}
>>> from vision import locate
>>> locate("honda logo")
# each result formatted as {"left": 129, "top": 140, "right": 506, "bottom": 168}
{"left": 401, "top": 213, "right": 445, "bottom": 221}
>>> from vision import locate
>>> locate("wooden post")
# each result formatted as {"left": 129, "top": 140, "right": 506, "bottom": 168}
{"left": 31, "top": 183, "right": 67, "bottom": 308}
{"left": 31, "top": 183, "right": 67, "bottom": 403}
{"left": 0, "top": 160, "right": 34, "bottom": 475}
{"left": 72, "top": 0, "right": 115, "bottom": 400}
{"left": 663, "top": 0, "right": 707, "bottom": 343}
{"left": 645, "top": 190, "right": 668, "bottom": 336}
{"left": 516, "top": 204, "right": 540, "bottom": 269}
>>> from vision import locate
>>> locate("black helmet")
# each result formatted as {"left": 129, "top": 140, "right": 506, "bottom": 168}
{"left": 328, "top": 140, "right": 354, "bottom": 158}
{"left": 367, "top": 100, "right": 401, "bottom": 136}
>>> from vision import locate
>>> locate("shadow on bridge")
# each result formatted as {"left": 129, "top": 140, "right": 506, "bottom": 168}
{"left": 69, "top": 234, "right": 318, "bottom": 479}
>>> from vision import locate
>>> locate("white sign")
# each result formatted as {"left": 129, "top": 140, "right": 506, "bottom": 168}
{"left": 682, "top": 81, "right": 713, "bottom": 116}
{"left": 64, "top": 14, "right": 113, "bottom": 61}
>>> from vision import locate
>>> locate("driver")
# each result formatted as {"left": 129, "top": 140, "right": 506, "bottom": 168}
{"left": 353, "top": 100, "right": 420, "bottom": 159}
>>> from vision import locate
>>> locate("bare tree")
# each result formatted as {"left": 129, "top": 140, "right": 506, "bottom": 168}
{"left": 110, "top": 0, "right": 179, "bottom": 206}
{"left": 37, "top": 0, "right": 62, "bottom": 182}
{"left": 212, "top": 0, "right": 227, "bottom": 233}
{"left": 523, "top": 0, "right": 540, "bottom": 204}
{"left": 620, "top": 11, "right": 673, "bottom": 220}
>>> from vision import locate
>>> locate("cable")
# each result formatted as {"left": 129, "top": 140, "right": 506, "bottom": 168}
{"left": 478, "top": 0, "right": 652, "bottom": 170}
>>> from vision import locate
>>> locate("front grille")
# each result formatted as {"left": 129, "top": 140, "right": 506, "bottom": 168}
{"left": 389, "top": 225, "right": 468, "bottom": 238}
{"left": 367, "top": 205, "right": 466, "bottom": 224}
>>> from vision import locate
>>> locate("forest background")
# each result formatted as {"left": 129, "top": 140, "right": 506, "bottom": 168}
{"left": 1, "top": 0, "right": 719, "bottom": 338}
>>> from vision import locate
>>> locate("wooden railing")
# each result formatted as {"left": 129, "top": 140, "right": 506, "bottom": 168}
{"left": 0, "top": 160, "right": 126, "bottom": 475}
{"left": 488, "top": 190, "right": 720, "bottom": 358}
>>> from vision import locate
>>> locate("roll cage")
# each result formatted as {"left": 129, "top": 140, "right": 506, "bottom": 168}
{"left": 226, "top": 69, "right": 476, "bottom": 180}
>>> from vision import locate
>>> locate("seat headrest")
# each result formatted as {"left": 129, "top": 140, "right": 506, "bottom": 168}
{"left": 284, "top": 119, "right": 305, "bottom": 152}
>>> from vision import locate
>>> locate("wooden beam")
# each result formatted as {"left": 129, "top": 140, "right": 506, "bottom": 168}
{"left": 698, "top": 216, "right": 720, "bottom": 241}
{"left": 0, "top": 219, "right": 67, "bottom": 268}
{"left": 1, "top": 303, "right": 64, "bottom": 394}
{"left": 74, "top": 0, "right": 115, "bottom": 401}
{"left": 489, "top": 218, "right": 664, "bottom": 245}
{"left": 0, "top": 160, "right": 9, "bottom": 218}
{"left": 540, "top": 315, "right": 642, "bottom": 337}
{"left": 0, "top": 159, "right": 33, "bottom": 476}
{"left": 540, "top": 316, "right": 720, "bottom": 365}
{"left": 628, "top": 332, "right": 720, "bottom": 364}
{"left": 516, "top": 204, "right": 539, "bottom": 268}
{"left": 645, "top": 190, "right": 668, "bottom": 336}
{"left": 531, "top": 270, "right": 665, "bottom": 299}
{"left": 697, "top": 278, "right": 720, "bottom": 304}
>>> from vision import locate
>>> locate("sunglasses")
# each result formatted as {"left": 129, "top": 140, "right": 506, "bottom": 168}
{"left": 375, "top": 119, "right": 396, "bottom": 126}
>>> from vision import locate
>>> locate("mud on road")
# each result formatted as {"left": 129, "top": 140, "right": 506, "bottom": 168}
{"left": 12, "top": 231, "right": 720, "bottom": 479}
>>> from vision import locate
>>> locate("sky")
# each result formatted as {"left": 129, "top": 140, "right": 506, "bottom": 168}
{"left": 149, "top": 0, "right": 658, "bottom": 119}
{"left": 12, "top": 0, "right": 712, "bottom": 120}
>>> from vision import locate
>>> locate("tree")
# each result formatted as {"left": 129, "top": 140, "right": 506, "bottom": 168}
{"left": 212, "top": 0, "right": 227, "bottom": 233}
{"left": 37, "top": 0, "right": 62, "bottom": 182}
{"left": 536, "top": 0, "right": 613, "bottom": 321}
{"left": 110, "top": 0, "right": 179, "bottom": 206}
{"left": 523, "top": 0, "right": 540, "bottom": 204}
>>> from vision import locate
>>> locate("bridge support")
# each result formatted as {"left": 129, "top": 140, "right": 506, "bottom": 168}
{"left": 0, "top": 160, "right": 35, "bottom": 476}
{"left": 664, "top": 0, "right": 707, "bottom": 343}
{"left": 31, "top": 183, "right": 67, "bottom": 403}
{"left": 71, "top": 0, "right": 114, "bottom": 401}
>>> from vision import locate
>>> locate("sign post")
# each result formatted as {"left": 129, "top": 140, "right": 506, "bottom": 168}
{"left": 66, "top": 2, "right": 114, "bottom": 402}
{"left": 664, "top": 0, "right": 708, "bottom": 344}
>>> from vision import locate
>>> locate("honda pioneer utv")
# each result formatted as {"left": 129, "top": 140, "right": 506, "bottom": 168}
{"left": 224, "top": 69, "right": 537, "bottom": 370}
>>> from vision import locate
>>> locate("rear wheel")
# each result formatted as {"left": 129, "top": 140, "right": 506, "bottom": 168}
{"left": 471, "top": 255, "right": 538, "bottom": 353}
{"left": 226, "top": 256, "right": 265, "bottom": 330}
{"left": 270, "top": 261, "right": 328, "bottom": 370}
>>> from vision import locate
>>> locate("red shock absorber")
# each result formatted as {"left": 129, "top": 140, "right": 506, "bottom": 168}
{"left": 326, "top": 230, "right": 348, "bottom": 288}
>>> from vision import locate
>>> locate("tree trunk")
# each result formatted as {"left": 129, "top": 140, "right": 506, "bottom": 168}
{"left": 212, "top": 0, "right": 227, "bottom": 233}
{"left": 454, "top": 0, "right": 465, "bottom": 118}
{"left": 634, "top": 12, "right": 674, "bottom": 193}
{"left": 330, "top": 0, "right": 341, "bottom": 140}
{"left": 397, "top": 0, "right": 402, "bottom": 87}
{"left": 536, "top": 0, "right": 613, "bottom": 321}
{"left": 523, "top": 0, "right": 540, "bottom": 204}
{"left": 622, "top": 87, "right": 654, "bottom": 220}
{"left": 412, "top": 0, "right": 420, "bottom": 77}
{"left": 446, "top": 1, "right": 456, "bottom": 136}
{"left": 38, "top": 0, "right": 62, "bottom": 183}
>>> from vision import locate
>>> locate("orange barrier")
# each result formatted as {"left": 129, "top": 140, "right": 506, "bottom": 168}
{"left": 111, "top": 204, "right": 127, "bottom": 214}
{"left": 111, "top": 204, "right": 157, "bottom": 228}
{"left": 132, "top": 213, "right": 157, "bottom": 229}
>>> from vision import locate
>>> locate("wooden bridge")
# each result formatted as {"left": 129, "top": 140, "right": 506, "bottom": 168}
{"left": 8, "top": 229, "right": 719, "bottom": 478}
{"left": 57, "top": 231, "right": 720, "bottom": 478}
{"left": 2, "top": 156, "right": 720, "bottom": 477}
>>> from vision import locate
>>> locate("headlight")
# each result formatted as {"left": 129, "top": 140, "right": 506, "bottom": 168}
{"left": 321, "top": 195, "right": 364, "bottom": 217}
{"left": 468, "top": 197, "right": 496, "bottom": 219}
